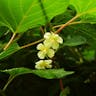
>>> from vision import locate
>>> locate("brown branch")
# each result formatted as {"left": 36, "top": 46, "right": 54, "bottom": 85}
{"left": 3, "top": 33, "right": 16, "bottom": 50}
{"left": 53, "top": 21, "right": 82, "bottom": 29}
{"left": 55, "top": 14, "right": 81, "bottom": 34}
{"left": 21, "top": 38, "right": 44, "bottom": 49}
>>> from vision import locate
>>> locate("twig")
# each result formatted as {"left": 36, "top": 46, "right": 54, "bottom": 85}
{"left": 3, "top": 76, "right": 15, "bottom": 92}
{"left": 55, "top": 14, "right": 81, "bottom": 34}
{"left": 40, "top": 26, "right": 45, "bottom": 35}
{"left": 3, "top": 33, "right": 16, "bottom": 50}
{"left": 53, "top": 21, "right": 82, "bottom": 29}
{"left": 21, "top": 38, "right": 44, "bottom": 49}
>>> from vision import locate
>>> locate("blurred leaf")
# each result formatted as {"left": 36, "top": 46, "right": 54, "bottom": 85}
{"left": 64, "top": 35, "right": 86, "bottom": 46}
{"left": 83, "top": 49, "right": 95, "bottom": 61}
{"left": 70, "top": 0, "right": 96, "bottom": 23}
{"left": 1, "top": 67, "right": 74, "bottom": 79}
{"left": 0, "top": 0, "right": 69, "bottom": 33}
{"left": 53, "top": 6, "right": 75, "bottom": 25}
{"left": 63, "top": 24, "right": 96, "bottom": 49}
{"left": 0, "top": 42, "right": 20, "bottom": 60}
{"left": 60, "top": 87, "right": 70, "bottom": 96}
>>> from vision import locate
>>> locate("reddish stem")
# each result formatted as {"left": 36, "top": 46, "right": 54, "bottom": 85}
{"left": 55, "top": 15, "right": 80, "bottom": 34}
{"left": 59, "top": 79, "right": 64, "bottom": 91}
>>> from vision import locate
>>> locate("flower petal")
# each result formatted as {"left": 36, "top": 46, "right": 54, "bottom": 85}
{"left": 37, "top": 43, "right": 44, "bottom": 50}
{"left": 37, "top": 51, "right": 45, "bottom": 59}
{"left": 35, "top": 60, "right": 52, "bottom": 69}
{"left": 46, "top": 64, "right": 52, "bottom": 68}
{"left": 44, "top": 60, "right": 52, "bottom": 68}
{"left": 52, "top": 42, "right": 59, "bottom": 49}
{"left": 35, "top": 60, "right": 45, "bottom": 69}
{"left": 57, "top": 36, "right": 63, "bottom": 44}
{"left": 45, "top": 60, "right": 52, "bottom": 64}
{"left": 44, "top": 32, "right": 51, "bottom": 39}
{"left": 35, "top": 60, "right": 43, "bottom": 65}
{"left": 47, "top": 49, "right": 55, "bottom": 58}
{"left": 35, "top": 64, "right": 45, "bottom": 69}
{"left": 44, "top": 40, "right": 52, "bottom": 48}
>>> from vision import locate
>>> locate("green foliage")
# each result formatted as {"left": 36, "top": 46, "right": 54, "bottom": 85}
{"left": 70, "top": 0, "right": 96, "bottom": 23}
{"left": 0, "top": 27, "right": 8, "bottom": 38}
{"left": 0, "top": 0, "right": 96, "bottom": 96}
{"left": 0, "top": 0, "right": 69, "bottom": 33}
{"left": 0, "top": 42, "right": 20, "bottom": 60}
{"left": 1, "top": 68, "right": 74, "bottom": 79}
{"left": 64, "top": 35, "right": 86, "bottom": 46}
{"left": 83, "top": 49, "right": 95, "bottom": 61}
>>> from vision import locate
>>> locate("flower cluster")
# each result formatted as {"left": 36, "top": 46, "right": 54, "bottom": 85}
{"left": 35, "top": 60, "right": 52, "bottom": 69}
{"left": 35, "top": 32, "right": 63, "bottom": 69}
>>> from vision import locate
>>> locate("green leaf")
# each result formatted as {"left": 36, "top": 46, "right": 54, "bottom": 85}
{"left": 63, "top": 24, "right": 96, "bottom": 49}
{"left": 32, "top": 69, "right": 74, "bottom": 79}
{"left": 0, "top": 0, "right": 69, "bottom": 33}
{"left": 64, "top": 35, "right": 86, "bottom": 46}
{"left": 1, "top": 67, "right": 74, "bottom": 79}
{"left": 0, "top": 42, "right": 20, "bottom": 60}
{"left": 70, "top": 0, "right": 96, "bottom": 23}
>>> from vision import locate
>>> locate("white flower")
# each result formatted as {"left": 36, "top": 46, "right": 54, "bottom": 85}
{"left": 37, "top": 43, "right": 55, "bottom": 59}
{"left": 44, "top": 32, "right": 63, "bottom": 49}
{"left": 35, "top": 60, "right": 52, "bottom": 69}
